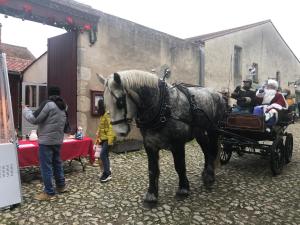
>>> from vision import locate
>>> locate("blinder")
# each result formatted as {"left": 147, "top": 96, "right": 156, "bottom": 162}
{"left": 116, "top": 94, "right": 126, "bottom": 109}
{"left": 106, "top": 82, "right": 132, "bottom": 126}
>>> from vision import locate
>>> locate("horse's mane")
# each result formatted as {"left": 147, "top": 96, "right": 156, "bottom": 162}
{"left": 117, "top": 70, "right": 159, "bottom": 89}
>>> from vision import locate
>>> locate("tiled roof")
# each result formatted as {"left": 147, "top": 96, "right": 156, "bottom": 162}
{"left": 0, "top": 43, "right": 35, "bottom": 73}
{"left": 187, "top": 20, "right": 271, "bottom": 43}
{"left": 0, "top": 43, "right": 35, "bottom": 60}
{"left": 6, "top": 56, "right": 33, "bottom": 73}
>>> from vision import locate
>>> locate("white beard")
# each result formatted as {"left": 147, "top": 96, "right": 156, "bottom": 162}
{"left": 262, "top": 89, "right": 276, "bottom": 104}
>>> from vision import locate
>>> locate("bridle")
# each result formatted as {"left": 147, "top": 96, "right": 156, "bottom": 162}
{"left": 105, "top": 82, "right": 135, "bottom": 126}
{"left": 106, "top": 78, "right": 171, "bottom": 130}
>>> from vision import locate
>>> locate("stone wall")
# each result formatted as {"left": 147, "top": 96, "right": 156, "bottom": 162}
{"left": 77, "top": 13, "right": 201, "bottom": 139}
{"left": 203, "top": 22, "right": 300, "bottom": 92}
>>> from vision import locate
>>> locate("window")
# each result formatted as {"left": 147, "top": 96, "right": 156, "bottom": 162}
{"left": 234, "top": 46, "right": 242, "bottom": 87}
{"left": 276, "top": 71, "right": 281, "bottom": 87}
{"left": 24, "top": 84, "right": 47, "bottom": 108}
{"left": 25, "top": 85, "right": 37, "bottom": 107}
{"left": 38, "top": 86, "right": 47, "bottom": 105}
{"left": 251, "top": 63, "right": 258, "bottom": 83}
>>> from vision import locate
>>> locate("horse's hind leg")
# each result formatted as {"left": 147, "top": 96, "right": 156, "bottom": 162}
{"left": 195, "top": 130, "right": 218, "bottom": 188}
{"left": 143, "top": 147, "right": 160, "bottom": 203}
{"left": 170, "top": 142, "right": 190, "bottom": 196}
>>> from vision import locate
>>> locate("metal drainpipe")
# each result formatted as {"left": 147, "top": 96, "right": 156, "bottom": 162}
{"left": 199, "top": 45, "right": 205, "bottom": 86}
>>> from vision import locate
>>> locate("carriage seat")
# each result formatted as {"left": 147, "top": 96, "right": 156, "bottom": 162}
{"left": 253, "top": 106, "right": 293, "bottom": 127}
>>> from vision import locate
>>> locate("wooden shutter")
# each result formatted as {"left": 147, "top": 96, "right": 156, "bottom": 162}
{"left": 48, "top": 32, "right": 77, "bottom": 132}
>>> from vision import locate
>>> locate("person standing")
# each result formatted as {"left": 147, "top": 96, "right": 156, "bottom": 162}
{"left": 95, "top": 98, "right": 116, "bottom": 182}
{"left": 23, "top": 86, "right": 67, "bottom": 200}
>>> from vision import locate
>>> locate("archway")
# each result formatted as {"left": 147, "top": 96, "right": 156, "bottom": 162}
{"left": 0, "top": 0, "right": 99, "bottom": 132}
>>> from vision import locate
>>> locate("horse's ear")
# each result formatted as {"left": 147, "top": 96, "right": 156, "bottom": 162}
{"left": 113, "top": 73, "right": 122, "bottom": 85}
{"left": 96, "top": 73, "right": 106, "bottom": 85}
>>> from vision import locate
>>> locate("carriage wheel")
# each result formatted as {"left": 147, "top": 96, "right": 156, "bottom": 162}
{"left": 284, "top": 133, "right": 293, "bottom": 164}
{"left": 236, "top": 147, "right": 245, "bottom": 156}
{"left": 220, "top": 144, "right": 232, "bottom": 165}
{"left": 270, "top": 137, "right": 285, "bottom": 175}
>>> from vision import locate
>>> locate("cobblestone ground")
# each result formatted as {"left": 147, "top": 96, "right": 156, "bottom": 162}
{"left": 1, "top": 123, "right": 300, "bottom": 225}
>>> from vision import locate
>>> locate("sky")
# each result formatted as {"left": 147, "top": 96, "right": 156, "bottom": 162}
{"left": 0, "top": 0, "right": 299, "bottom": 59}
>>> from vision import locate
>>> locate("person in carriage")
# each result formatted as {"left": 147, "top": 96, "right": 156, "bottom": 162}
{"left": 231, "top": 78, "right": 256, "bottom": 113}
{"left": 254, "top": 79, "right": 288, "bottom": 125}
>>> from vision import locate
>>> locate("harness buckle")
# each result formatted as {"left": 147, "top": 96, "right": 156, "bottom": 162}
{"left": 160, "top": 116, "right": 167, "bottom": 123}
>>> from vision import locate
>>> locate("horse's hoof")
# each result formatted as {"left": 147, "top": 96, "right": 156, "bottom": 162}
{"left": 176, "top": 188, "right": 190, "bottom": 196}
{"left": 202, "top": 173, "right": 215, "bottom": 189}
{"left": 143, "top": 192, "right": 158, "bottom": 203}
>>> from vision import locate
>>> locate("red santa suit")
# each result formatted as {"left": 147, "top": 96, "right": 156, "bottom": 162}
{"left": 256, "top": 89, "right": 288, "bottom": 122}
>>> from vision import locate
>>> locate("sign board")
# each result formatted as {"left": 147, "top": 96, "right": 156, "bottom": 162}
{"left": 0, "top": 143, "right": 22, "bottom": 208}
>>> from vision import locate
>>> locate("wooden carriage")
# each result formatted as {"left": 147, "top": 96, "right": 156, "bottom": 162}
{"left": 218, "top": 111, "right": 294, "bottom": 175}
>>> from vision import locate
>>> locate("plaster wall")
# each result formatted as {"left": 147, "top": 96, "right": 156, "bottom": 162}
{"left": 77, "top": 13, "right": 201, "bottom": 139}
{"left": 23, "top": 53, "right": 47, "bottom": 84}
{"left": 204, "top": 23, "right": 300, "bottom": 93}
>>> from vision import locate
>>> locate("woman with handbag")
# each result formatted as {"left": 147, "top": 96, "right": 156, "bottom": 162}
{"left": 95, "top": 98, "right": 116, "bottom": 182}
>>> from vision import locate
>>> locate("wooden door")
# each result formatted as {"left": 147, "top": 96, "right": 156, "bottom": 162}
{"left": 48, "top": 32, "right": 77, "bottom": 132}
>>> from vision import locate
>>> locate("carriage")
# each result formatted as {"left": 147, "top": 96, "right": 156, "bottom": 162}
{"left": 218, "top": 110, "right": 294, "bottom": 175}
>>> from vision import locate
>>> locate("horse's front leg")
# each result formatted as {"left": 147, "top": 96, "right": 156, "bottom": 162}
{"left": 171, "top": 142, "right": 190, "bottom": 196}
{"left": 144, "top": 147, "right": 160, "bottom": 203}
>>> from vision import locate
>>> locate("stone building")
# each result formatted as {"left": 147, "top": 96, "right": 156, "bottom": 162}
{"left": 187, "top": 20, "right": 300, "bottom": 92}
{"left": 77, "top": 12, "right": 201, "bottom": 139}
{"left": 0, "top": 0, "right": 201, "bottom": 140}
{"left": 1, "top": 1, "right": 299, "bottom": 142}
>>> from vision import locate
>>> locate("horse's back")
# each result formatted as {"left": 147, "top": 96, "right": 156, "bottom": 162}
{"left": 188, "top": 87, "right": 226, "bottom": 122}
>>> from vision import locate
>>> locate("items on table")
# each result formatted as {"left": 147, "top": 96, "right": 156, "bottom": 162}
{"left": 75, "top": 126, "right": 84, "bottom": 140}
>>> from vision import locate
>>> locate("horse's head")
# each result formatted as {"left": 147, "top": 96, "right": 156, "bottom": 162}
{"left": 97, "top": 72, "right": 139, "bottom": 136}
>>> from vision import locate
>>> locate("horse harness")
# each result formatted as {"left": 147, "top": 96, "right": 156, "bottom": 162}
{"left": 106, "top": 82, "right": 132, "bottom": 126}
{"left": 135, "top": 80, "right": 170, "bottom": 130}
{"left": 107, "top": 80, "right": 216, "bottom": 130}
{"left": 174, "top": 83, "right": 217, "bottom": 129}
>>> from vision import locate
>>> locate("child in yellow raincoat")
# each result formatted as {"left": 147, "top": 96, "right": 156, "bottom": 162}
{"left": 95, "top": 98, "right": 116, "bottom": 182}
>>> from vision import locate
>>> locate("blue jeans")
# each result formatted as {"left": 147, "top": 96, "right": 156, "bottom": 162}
{"left": 39, "top": 144, "right": 65, "bottom": 195}
{"left": 232, "top": 105, "right": 252, "bottom": 114}
{"left": 100, "top": 141, "right": 111, "bottom": 176}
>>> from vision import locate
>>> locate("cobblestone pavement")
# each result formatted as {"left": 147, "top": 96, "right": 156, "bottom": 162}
{"left": 1, "top": 124, "right": 300, "bottom": 225}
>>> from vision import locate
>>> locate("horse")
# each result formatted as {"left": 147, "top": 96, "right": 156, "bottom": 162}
{"left": 97, "top": 70, "right": 226, "bottom": 203}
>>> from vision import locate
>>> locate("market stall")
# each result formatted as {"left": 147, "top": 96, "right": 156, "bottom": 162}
{"left": 18, "top": 137, "right": 95, "bottom": 170}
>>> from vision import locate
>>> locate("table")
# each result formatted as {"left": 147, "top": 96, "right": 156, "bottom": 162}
{"left": 18, "top": 137, "right": 95, "bottom": 169}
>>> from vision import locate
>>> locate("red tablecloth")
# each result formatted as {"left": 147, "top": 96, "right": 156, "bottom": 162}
{"left": 18, "top": 137, "right": 95, "bottom": 168}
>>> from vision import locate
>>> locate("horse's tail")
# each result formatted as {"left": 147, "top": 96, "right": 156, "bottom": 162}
{"left": 214, "top": 136, "right": 222, "bottom": 170}
{"left": 214, "top": 92, "right": 227, "bottom": 170}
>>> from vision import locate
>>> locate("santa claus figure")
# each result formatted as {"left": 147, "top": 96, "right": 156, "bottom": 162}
{"left": 255, "top": 79, "right": 288, "bottom": 124}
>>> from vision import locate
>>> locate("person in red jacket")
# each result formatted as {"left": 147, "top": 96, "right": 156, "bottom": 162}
{"left": 255, "top": 79, "right": 287, "bottom": 124}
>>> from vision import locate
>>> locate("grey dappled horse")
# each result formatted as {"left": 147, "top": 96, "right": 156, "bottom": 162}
{"left": 98, "top": 70, "right": 226, "bottom": 203}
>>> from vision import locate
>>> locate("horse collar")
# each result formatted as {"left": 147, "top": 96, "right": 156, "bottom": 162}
{"left": 136, "top": 79, "right": 171, "bottom": 130}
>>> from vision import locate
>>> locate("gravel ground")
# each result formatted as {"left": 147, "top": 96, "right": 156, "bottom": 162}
{"left": 0, "top": 123, "right": 299, "bottom": 225}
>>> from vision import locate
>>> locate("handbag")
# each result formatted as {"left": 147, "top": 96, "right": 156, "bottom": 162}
{"left": 94, "top": 144, "right": 102, "bottom": 158}
{"left": 64, "top": 111, "right": 72, "bottom": 134}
